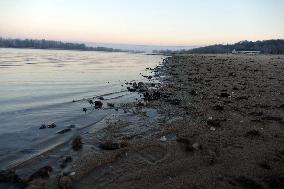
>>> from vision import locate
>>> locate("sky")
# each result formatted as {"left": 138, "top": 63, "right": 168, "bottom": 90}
{"left": 0, "top": 0, "right": 283, "bottom": 46}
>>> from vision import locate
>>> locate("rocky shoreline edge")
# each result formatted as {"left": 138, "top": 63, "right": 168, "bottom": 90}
{"left": 1, "top": 54, "right": 284, "bottom": 189}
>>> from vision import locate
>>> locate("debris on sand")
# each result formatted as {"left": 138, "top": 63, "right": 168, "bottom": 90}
{"left": 57, "top": 128, "right": 72, "bottom": 134}
{"left": 234, "top": 176, "right": 264, "bottom": 189}
{"left": 60, "top": 156, "right": 73, "bottom": 169}
{"left": 244, "top": 130, "right": 260, "bottom": 138}
{"left": 212, "top": 105, "right": 224, "bottom": 111}
{"left": 72, "top": 136, "right": 82, "bottom": 151}
{"left": 28, "top": 166, "right": 53, "bottom": 181}
{"left": 39, "top": 124, "right": 46, "bottom": 129}
{"left": 99, "top": 141, "right": 120, "bottom": 150}
{"left": 47, "top": 123, "right": 56, "bottom": 128}
{"left": 58, "top": 176, "right": 73, "bottom": 189}
{"left": 94, "top": 101, "right": 103, "bottom": 109}
{"left": 0, "top": 170, "right": 21, "bottom": 183}
{"left": 207, "top": 119, "right": 222, "bottom": 127}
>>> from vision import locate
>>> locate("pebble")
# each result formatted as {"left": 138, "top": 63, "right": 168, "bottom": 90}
{"left": 160, "top": 136, "right": 167, "bottom": 142}
{"left": 58, "top": 176, "right": 73, "bottom": 189}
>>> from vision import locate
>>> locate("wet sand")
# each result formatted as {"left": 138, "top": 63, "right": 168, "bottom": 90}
{"left": 1, "top": 54, "right": 284, "bottom": 189}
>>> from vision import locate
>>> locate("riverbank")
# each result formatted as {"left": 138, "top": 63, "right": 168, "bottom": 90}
{"left": 1, "top": 54, "right": 284, "bottom": 189}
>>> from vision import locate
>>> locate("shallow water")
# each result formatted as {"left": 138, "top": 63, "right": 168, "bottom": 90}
{"left": 0, "top": 48, "right": 163, "bottom": 169}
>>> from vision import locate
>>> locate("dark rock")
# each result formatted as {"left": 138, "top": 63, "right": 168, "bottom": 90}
{"left": 47, "top": 123, "right": 56, "bottom": 128}
{"left": 176, "top": 137, "right": 190, "bottom": 144}
{"left": 94, "top": 101, "right": 103, "bottom": 109}
{"left": 258, "top": 161, "right": 271, "bottom": 170}
{"left": 279, "top": 104, "right": 284, "bottom": 109}
{"left": 72, "top": 136, "right": 82, "bottom": 151}
{"left": 39, "top": 124, "right": 46, "bottom": 129}
{"left": 82, "top": 108, "right": 87, "bottom": 113}
{"left": 138, "top": 82, "right": 144, "bottom": 88}
{"left": 189, "top": 90, "right": 198, "bottom": 96}
{"left": 119, "top": 141, "right": 128, "bottom": 148}
{"left": 57, "top": 128, "right": 72, "bottom": 134}
{"left": 107, "top": 103, "right": 115, "bottom": 108}
{"left": 132, "top": 82, "right": 138, "bottom": 89}
{"left": 236, "top": 96, "right": 249, "bottom": 100}
{"left": 220, "top": 93, "right": 230, "bottom": 98}
{"left": 212, "top": 105, "right": 224, "bottom": 111}
{"left": 0, "top": 170, "right": 21, "bottom": 183}
{"left": 235, "top": 176, "right": 264, "bottom": 189}
{"left": 87, "top": 99, "right": 93, "bottom": 105}
{"left": 249, "top": 111, "right": 263, "bottom": 116}
{"left": 99, "top": 141, "right": 120, "bottom": 150}
{"left": 127, "top": 87, "right": 136, "bottom": 92}
{"left": 60, "top": 156, "right": 72, "bottom": 169}
{"left": 144, "top": 91, "right": 161, "bottom": 101}
{"left": 137, "top": 102, "right": 144, "bottom": 107}
{"left": 207, "top": 119, "right": 222, "bottom": 127}
{"left": 233, "top": 87, "right": 239, "bottom": 90}
{"left": 29, "top": 166, "right": 53, "bottom": 181}
{"left": 98, "top": 96, "right": 104, "bottom": 100}
{"left": 244, "top": 130, "right": 260, "bottom": 138}
{"left": 67, "top": 125, "right": 76, "bottom": 129}
{"left": 58, "top": 176, "right": 73, "bottom": 189}
{"left": 261, "top": 116, "right": 283, "bottom": 121}
{"left": 263, "top": 175, "right": 284, "bottom": 189}
{"left": 170, "top": 99, "right": 181, "bottom": 106}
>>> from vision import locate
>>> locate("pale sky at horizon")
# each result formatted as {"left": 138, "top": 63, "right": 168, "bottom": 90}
{"left": 0, "top": 0, "right": 283, "bottom": 46}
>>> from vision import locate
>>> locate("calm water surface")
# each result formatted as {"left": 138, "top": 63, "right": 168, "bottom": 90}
{"left": 0, "top": 48, "right": 163, "bottom": 169}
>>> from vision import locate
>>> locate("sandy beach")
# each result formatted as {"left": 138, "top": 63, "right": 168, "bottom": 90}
{"left": 1, "top": 54, "right": 284, "bottom": 189}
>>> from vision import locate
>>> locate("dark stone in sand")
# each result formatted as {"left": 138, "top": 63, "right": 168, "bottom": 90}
{"left": 137, "top": 102, "right": 144, "bottom": 107}
{"left": 176, "top": 137, "right": 191, "bottom": 144}
{"left": 235, "top": 176, "right": 264, "bottom": 189}
{"left": 170, "top": 99, "right": 181, "bottom": 106}
{"left": 220, "top": 93, "right": 230, "bottom": 98}
{"left": 67, "top": 125, "right": 76, "bottom": 129}
{"left": 82, "top": 108, "right": 87, "bottom": 113}
{"left": 60, "top": 156, "right": 72, "bottom": 169}
{"left": 94, "top": 101, "right": 103, "bottom": 109}
{"left": 0, "top": 170, "right": 21, "bottom": 183}
{"left": 138, "top": 82, "right": 144, "bottom": 88}
{"left": 258, "top": 161, "right": 271, "bottom": 170}
{"left": 99, "top": 142, "right": 120, "bottom": 150}
{"left": 263, "top": 175, "right": 284, "bottom": 189}
{"left": 189, "top": 90, "right": 198, "bottom": 96}
{"left": 98, "top": 96, "right": 104, "bottom": 100}
{"left": 47, "top": 123, "right": 56, "bottom": 128}
{"left": 279, "top": 104, "right": 284, "bottom": 109}
{"left": 88, "top": 99, "right": 93, "bottom": 105}
{"left": 245, "top": 130, "right": 260, "bottom": 138}
{"left": 29, "top": 166, "right": 53, "bottom": 181}
{"left": 57, "top": 128, "right": 72, "bottom": 134}
{"left": 39, "top": 124, "right": 46, "bottom": 129}
{"left": 72, "top": 136, "right": 82, "bottom": 151}
{"left": 212, "top": 105, "right": 224, "bottom": 111}
{"left": 207, "top": 119, "right": 222, "bottom": 127}
{"left": 261, "top": 116, "right": 283, "bottom": 121}
{"left": 127, "top": 87, "right": 136, "bottom": 92}
{"left": 58, "top": 176, "right": 73, "bottom": 189}
{"left": 236, "top": 96, "right": 249, "bottom": 101}
{"left": 249, "top": 111, "right": 263, "bottom": 116}
{"left": 107, "top": 103, "right": 115, "bottom": 108}
{"left": 144, "top": 91, "right": 161, "bottom": 101}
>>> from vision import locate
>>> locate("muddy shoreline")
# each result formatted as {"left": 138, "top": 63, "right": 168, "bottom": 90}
{"left": 1, "top": 54, "right": 284, "bottom": 189}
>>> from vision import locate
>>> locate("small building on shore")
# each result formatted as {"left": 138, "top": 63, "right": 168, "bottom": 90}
{"left": 232, "top": 49, "right": 261, "bottom": 55}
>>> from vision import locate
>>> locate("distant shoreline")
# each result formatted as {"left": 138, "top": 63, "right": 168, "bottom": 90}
{"left": 0, "top": 38, "right": 146, "bottom": 53}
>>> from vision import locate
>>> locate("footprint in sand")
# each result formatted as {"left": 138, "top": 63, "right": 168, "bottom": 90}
{"left": 136, "top": 145, "right": 168, "bottom": 165}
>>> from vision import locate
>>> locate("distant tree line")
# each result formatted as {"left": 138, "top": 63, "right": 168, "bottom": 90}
{"left": 154, "top": 39, "right": 284, "bottom": 55}
{"left": 0, "top": 37, "right": 128, "bottom": 52}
